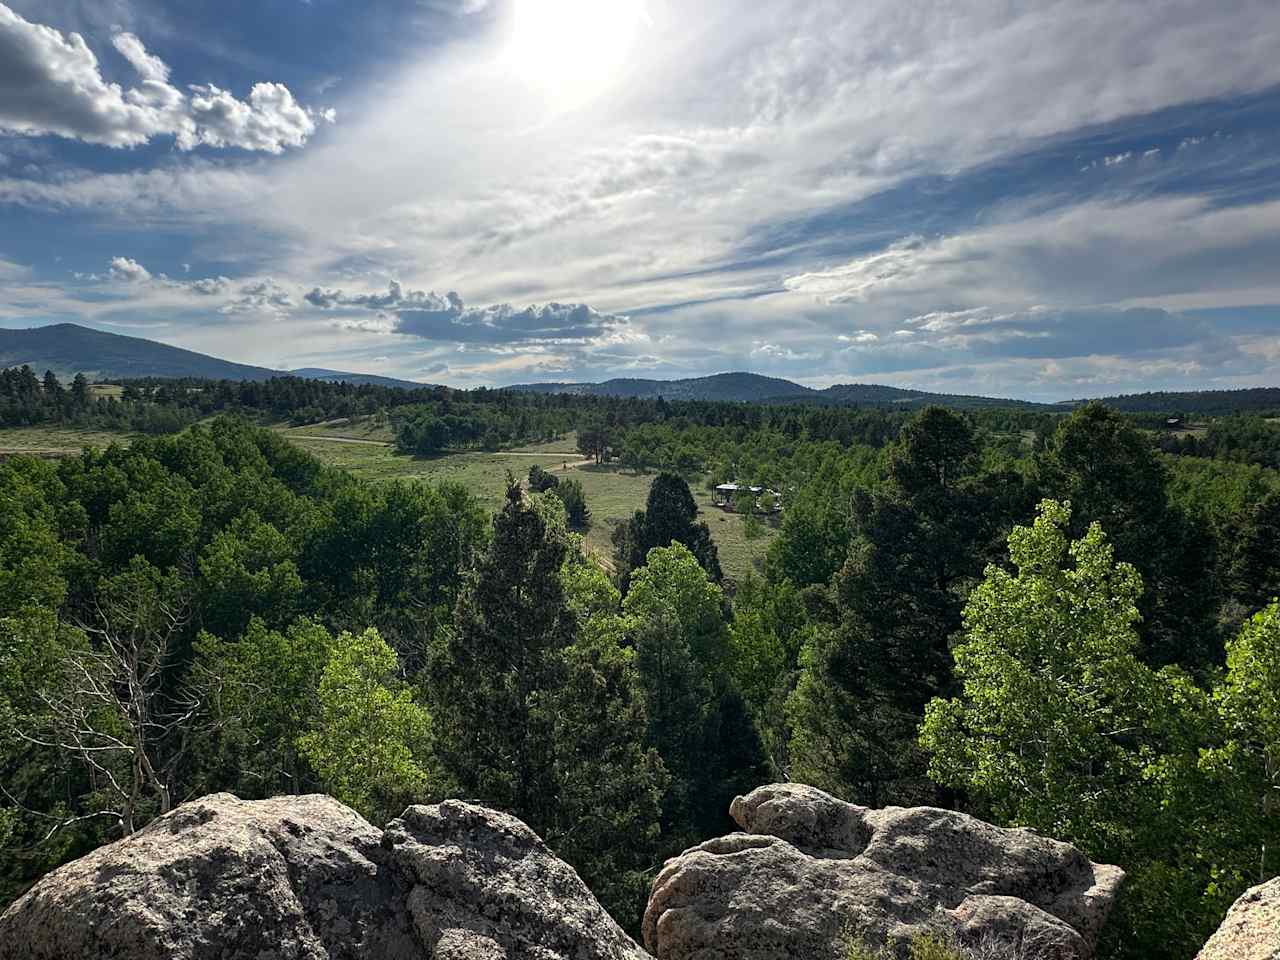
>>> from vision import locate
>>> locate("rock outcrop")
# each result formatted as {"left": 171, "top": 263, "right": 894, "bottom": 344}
{"left": 0, "top": 792, "right": 644, "bottom": 960}
{"left": 387, "top": 800, "right": 644, "bottom": 960}
{"left": 0, "top": 785, "right": 1127, "bottom": 960}
{"left": 643, "top": 783, "right": 1125, "bottom": 960}
{"left": 1196, "top": 876, "right": 1280, "bottom": 960}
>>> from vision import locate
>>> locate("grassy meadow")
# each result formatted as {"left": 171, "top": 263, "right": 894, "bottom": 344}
{"left": 0, "top": 425, "right": 135, "bottom": 457}
{"left": 0, "top": 418, "right": 775, "bottom": 581}
{"left": 277, "top": 423, "right": 777, "bottom": 580}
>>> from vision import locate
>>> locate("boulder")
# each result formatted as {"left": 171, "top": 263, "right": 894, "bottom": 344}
{"left": 1196, "top": 876, "right": 1280, "bottom": 960}
{"left": 643, "top": 783, "right": 1124, "bottom": 960}
{"left": 385, "top": 800, "right": 645, "bottom": 960}
{"left": 0, "top": 793, "right": 645, "bottom": 960}
{"left": 0, "top": 792, "right": 418, "bottom": 960}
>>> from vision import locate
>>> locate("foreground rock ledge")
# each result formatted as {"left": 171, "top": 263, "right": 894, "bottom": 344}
{"left": 1196, "top": 876, "right": 1280, "bottom": 960}
{"left": 0, "top": 792, "right": 644, "bottom": 960}
{"left": 643, "top": 783, "right": 1125, "bottom": 960}
{"left": 0, "top": 785, "right": 1125, "bottom": 960}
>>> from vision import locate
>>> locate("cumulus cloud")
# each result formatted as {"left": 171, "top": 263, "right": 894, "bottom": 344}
{"left": 92, "top": 257, "right": 291, "bottom": 317}
{"left": 222, "top": 279, "right": 294, "bottom": 317}
{"left": 0, "top": 4, "right": 331, "bottom": 152}
{"left": 307, "top": 282, "right": 630, "bottom": 345}
{"left": 108, "top": 255, "right": 151, "bottom": 282}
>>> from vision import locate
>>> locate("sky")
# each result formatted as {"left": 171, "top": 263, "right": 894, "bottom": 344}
{"left": 0, "top": 0, "right": 1279, "bottom": 401}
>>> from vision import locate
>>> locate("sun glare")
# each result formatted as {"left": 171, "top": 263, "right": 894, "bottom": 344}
{"left": 504, "top": 0, "right": 649, "bottom": 106}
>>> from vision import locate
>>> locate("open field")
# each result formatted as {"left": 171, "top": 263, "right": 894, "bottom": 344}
{"left": 0, "top": 420, "right": 776, "bottom": 579}
{"left": 0, "top": 425, "right": 134, "bottom": 457}
{"left": 276, "top": 423, "right": 775, "bottom": 580}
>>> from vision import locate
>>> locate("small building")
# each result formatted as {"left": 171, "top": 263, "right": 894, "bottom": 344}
{"left": 714, "top": 482, "right": 780, "bottom": 513}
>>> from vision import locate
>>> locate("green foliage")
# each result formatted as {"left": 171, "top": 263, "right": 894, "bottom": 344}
{"left": 298, "top": 627, "right": 432, "bottom": 823}
{"left": 614, "top": 472, "right": 722, "bottom": 588}
{"left": 625, "top": 543, "right": 771, "bottom": 844}
{"left": 920, "top": 500, "right": 1274, "bottom": 958}
{"left": 1037, "top": 402, "right": 1216, "bottom": 668}
{"left": 553, "top": 477, "right": 591, "bottom": 529}
{"left": 920, "top": 500, "right": 1159, "bottom": 850}
{"left": 528, "top": 463, "right": 559, "bottom": 493}
{"left": 197, "top": 511, "right": 303, "bottom": 637}
{"left": 844, "top": 928, "right": 1002, "bottom": 960}
{"left": 790, "top": 407, "right": 1021, "bottom": 806}
{"left": 195, "top": 617, "right": 333, "bottom": 797}
{"left": 427, "top": 484, "right": 665, "bottom": 929}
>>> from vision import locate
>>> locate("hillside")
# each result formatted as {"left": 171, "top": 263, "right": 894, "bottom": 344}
{"left": 0, "top": 324, "right": 424, "bottom": 387}
{"left": 1069, "top": 387, "right": 1280, "bottom": 415}
{"left": 509, "top": 372, "right": 1059, "bottom": 409}
{"left": 0, "top": 324, "right": 280, "bottom": 381}
{"left": 288, "top": 368, "right": 430, "bottom": 390}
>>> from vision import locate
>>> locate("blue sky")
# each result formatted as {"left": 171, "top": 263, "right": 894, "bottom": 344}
{"left": 1, "top": 0, "right": 1278, "bottom": 400}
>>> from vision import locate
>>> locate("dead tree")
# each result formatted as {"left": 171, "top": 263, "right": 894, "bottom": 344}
{"left": 23, "top": 559, "right": 199, "bottom": 836}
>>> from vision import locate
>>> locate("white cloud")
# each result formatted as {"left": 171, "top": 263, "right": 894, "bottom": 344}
{"left": 0, "top": 3, "right": 331, "bottom": 152}
{"left": 308, "top": 281, "right": 631, "bottom": 345}
{"left": 222, "top": 279, "right": 294, "bottom": 317}
{"left": 108, "top": 255, "right": 151, "bottom": 282}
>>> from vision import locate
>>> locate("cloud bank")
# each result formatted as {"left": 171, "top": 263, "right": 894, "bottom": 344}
{"left": 0, "top": 3, "right": 331, "bottom": 152}
{"left": 306, "top": 282, "right": 631, "bottom": 345}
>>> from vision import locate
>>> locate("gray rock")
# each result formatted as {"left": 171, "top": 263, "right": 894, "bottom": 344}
{"left": 385, "top": 799, "right": 647, "bottom": 960}
{"left": 0, "top": 793, "right": 645, "bottom": 960}
{"left": 643, "top": 783, "right": 1124, "bottom": 960}
{"left": 0, "top": 792, "right": 419, "bottom": 960}
{"left": 1196, "top": 876, "right": 1280, "bottom": 960}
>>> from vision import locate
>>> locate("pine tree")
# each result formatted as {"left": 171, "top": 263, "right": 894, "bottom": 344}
{"left": 427, "top": 485, "right": 665, "bottom": 930}
{"left": 614, "top": 472, "right": 722, "bottom": 589}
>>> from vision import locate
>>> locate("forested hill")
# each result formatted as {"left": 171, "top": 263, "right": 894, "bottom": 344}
{"left": 0, "top": 324, "right": 429, "bottom": 387}
{"left": 1070, "top": 387, "right": 1280, "bottom": 415}
{"left": 508, "top": 372, "right": 1061, "bottom": 409}
{"left": 0, "top": 324, "right": 281, "bottom": 381}
{"left": 288, "top": 368, "right": 431, "bottom": 390}
{"left": 509, "top": 372, "right": 813, "bottom": 402}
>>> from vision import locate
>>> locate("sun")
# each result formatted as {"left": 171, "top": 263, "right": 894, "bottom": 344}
{"left": 504, "top": 0, "right": 649, "bottom": 107}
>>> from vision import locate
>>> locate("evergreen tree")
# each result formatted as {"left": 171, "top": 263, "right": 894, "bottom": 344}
{"left": 788, "top": 407, "right": 1007, "bottom": 805}
{"left": 427, "top": 485, "right": 665, "bottom": 929}
{"left": 614, "top": 472, "right": 722, "bottom": 588}
{"left": 428, "top": 484, "right": 575, "bottom": 821}
{"left": 624, "top": 544, "right": 770, "bottom": 844}
{"left": 1036, "top": 402, "right": 1217, "bottom": 669}
{"left": 1229, "top": 490, "right": 1280, "bottom": 611}
{"left": 40, "top": 371, "right": 62, "bottom": 404}
{"left": 69, "top": 373, "right": 90, "bottom": 408}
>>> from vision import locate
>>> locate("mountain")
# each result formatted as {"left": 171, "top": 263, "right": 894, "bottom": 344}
{"left": 509, "top": 372, "right": 1059, "bottom": 409}
{"left": 288, "top": 368, "right": 431, "bottom": 390}
{"left": 0, "top": 324, "right": 431, "bottom": 388}
{"left": 510, "top": 372, "right": 812, "bottom": 402}
{"left": 0, "top": 323, "right": 281, "bottom": 381}
{"left": 814, "top": 383, "right": 1053, "bottom": 410}
{"left": 1070, "top": 387, "right": 1280, "bottom": 415}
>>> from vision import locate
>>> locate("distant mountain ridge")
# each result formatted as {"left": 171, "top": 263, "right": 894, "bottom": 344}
{"left": 0, "top": 323, "right": 281, "bottom": 381}
{"left": 0, "top": 324, "right": 430, "bottom": 387}
{"left": 289, "top": 368, "right": 431, "bottom": 390}
{"left": 509, "top": 372, "right": 1058, "bottom": 410}
{"left": 3, "top": 324, "right": 1274, "bottom": 412}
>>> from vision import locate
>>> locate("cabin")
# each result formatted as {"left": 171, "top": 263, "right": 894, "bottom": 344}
{"left": 714, "top": 482, "right": 781, "bottom": 513}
